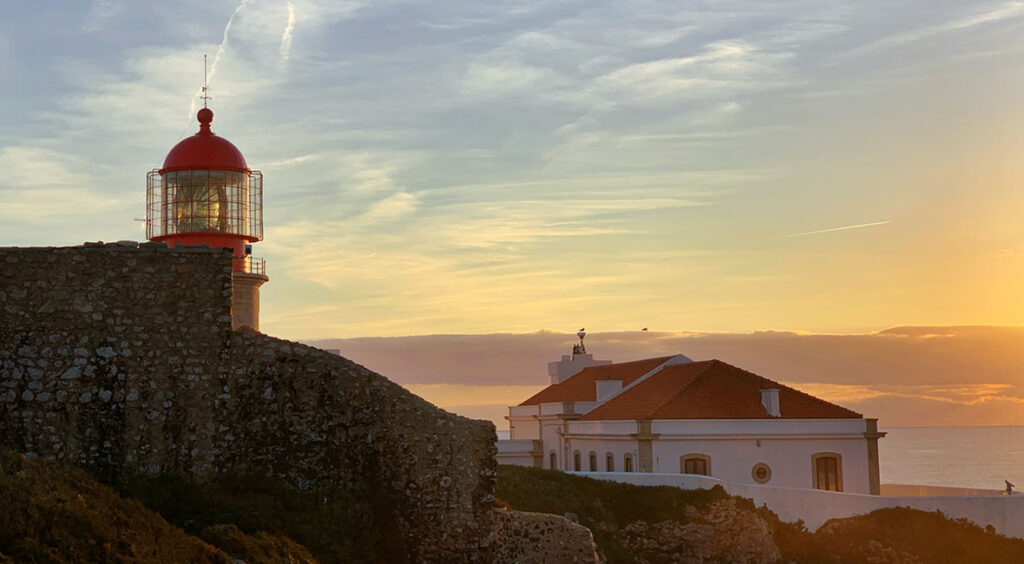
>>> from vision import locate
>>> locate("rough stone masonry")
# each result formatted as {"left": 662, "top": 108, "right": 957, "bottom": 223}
{"left": 0, "top": 243, "right": 596, "bottom": 562}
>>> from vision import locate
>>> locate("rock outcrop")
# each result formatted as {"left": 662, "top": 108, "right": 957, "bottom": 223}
{"left": 489, "top": 510, "right": 599, "bottom": 564}
{"left": 622, "top": 499, "right": 781, "bottom": 564}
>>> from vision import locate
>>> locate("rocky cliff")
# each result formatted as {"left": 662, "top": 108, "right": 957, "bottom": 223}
{"left": 0, "top": 243, "right": 595, "bottom": 562}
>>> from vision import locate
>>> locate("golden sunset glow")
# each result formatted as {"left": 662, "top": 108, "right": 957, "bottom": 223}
{"left": 3, "top": 2, "right": 1024, "bottom": 430}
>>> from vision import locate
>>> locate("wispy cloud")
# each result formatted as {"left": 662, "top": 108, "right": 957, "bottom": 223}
{"left": 592, "top": 40, "right": 794, "bottom": 104}
{"left": 0, "top": 146, "right": 122, "bottom": 223}
{"left": 789, "top": 381, "right": 1024, "bottom": 406}
{"left": 280, "top": 1, "right": 296, "bottom": 63}
{"left": 835, "top": 1, "right": 1024, "bottom": 62}
{"left": 82, "top": 0, "right": 121, "bottom": 33}
{"left": 359, "top": 191, "right": 419, "bottom": 223}
{"left": 781, "top": 220, "right": 890, "bottom": 239}
{"left": 7, "top": 0, "right": 1024, "bottom": 341}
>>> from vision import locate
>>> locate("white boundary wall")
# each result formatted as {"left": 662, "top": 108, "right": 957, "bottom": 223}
{"left": 570, "top": 471, "right": 1024, "bottom": 540}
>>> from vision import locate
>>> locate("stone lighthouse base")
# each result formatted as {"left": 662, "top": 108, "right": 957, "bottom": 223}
{"left": 232, "top": 271, "right": 269, "bottom": 331}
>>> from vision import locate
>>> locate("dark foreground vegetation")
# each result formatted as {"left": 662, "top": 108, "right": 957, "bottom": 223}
{"left": 116, "top": 469, "right": 406, "bottom": 563}
{"left": 0, "top": 451, "right": 316, "bottom": 563}
{"left": 5, "top": 452, "right": 1023, "bottom": 564}
{"left": 496, "top": 464, "right": 1024, "bottom": 564}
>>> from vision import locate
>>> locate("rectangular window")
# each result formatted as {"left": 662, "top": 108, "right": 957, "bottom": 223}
{"left": 816, "top": 457, "right": 840, "bottom": 491}
{"left": 684, "top": 458, "right": 708, "bottom": 475}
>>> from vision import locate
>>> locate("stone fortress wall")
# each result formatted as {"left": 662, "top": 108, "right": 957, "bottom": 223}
{"left": 0, "top": 243, "right": 595, "bottom": 562}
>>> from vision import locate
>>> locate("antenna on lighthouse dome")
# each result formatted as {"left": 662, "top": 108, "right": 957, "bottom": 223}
{"left": 201, "top": 54, "right": 211, "bottom": 109}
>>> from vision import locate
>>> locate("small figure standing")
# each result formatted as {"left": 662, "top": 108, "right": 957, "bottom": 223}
{"left": 1006, "top": 480, "right": 1015, "bottom": 495}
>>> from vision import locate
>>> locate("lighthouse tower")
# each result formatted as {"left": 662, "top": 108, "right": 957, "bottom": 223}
{"left": 145, "top": 107, "right": 268, "bottom": 331}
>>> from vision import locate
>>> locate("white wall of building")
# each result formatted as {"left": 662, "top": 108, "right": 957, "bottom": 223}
{"left": 650, "top": 436, "right": 869, "bottom": 492}
{"left": 569, "top": 436, "right": 639, "bottom": 472}
{"left": 508, "top": 405, "right": 539, "bottom": 418}
{"left": 649, "top": 418, "right": 868, "bottom": 437}
{"left": 572, "top": 472, "right": 1024, "bottom": 540}
{"left": 496, "top": 439, "right": 541, "bottom": 467}
{"left": 540, "top": 419, "right": 565, "bottom": 470}
{"left": 508, "top": 405, "right": 540, "bottom": 440}
{"left": 568, "top": 420, "right": 638, "bottom": 436}
{"left": 564, "top": 418, "right": 873, "bottom": 493}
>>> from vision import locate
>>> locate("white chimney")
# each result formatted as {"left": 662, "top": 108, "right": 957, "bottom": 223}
{"left": 760, "top": 388, "right": 781, "bottom": 417}
{"left": 595, "top": 380, "right": 623, "bottom": 402}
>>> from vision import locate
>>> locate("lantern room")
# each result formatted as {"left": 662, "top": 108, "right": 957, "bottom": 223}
{"left": 146, "top": 108, "right": 263, "bottom": 273}
{"left": 146, "top": 107, "right": 268, "bottom": 331}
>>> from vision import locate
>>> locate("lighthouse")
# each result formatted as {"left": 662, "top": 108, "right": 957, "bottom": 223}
{"left": 145, "top": 107, "right": 268, "bottom": 331}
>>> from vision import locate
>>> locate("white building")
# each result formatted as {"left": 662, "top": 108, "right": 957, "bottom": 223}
{"left": 498, "top": 340, "right": 885, "bottom": 495}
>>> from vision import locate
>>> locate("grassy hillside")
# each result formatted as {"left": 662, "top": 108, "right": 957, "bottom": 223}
{"left": 0, "top": 452, "right": 315, "bottom": 564}
{"left": 807, "top": 507, "right": 1024, "bottom": 564}
{"left": 497, "top": 464, "right": 1024, "bottom": 564}
{"left": 115, "top": 471, "right": 408, "bottom": 563}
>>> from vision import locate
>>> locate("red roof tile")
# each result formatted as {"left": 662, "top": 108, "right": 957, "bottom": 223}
{"left": 579, "top": 359, "right": 862, "bottom": 420}
{"left": 519, "top": 356, "right": 675, "bottom": 405}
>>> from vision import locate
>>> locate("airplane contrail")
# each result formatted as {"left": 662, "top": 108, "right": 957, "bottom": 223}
{"left": 187, "top": 0, "right": 250, "bottom": 119}
{"left": 280, "top": 1, "right": 296, "bottom": 62}
{"left": 782, "top": 220, "right": 891, "bottom": 239}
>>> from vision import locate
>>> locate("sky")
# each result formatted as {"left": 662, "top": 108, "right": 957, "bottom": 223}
{"left": 2, "top": 0, "right": 1024, "bottom": 340}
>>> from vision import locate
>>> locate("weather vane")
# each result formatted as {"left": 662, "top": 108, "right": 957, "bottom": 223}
{"left": 201, "top": 54, "right": 211, "bottom": 108}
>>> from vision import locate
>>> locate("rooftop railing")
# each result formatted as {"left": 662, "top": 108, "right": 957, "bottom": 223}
{"left": 235, "top": 256, "right": 266, "bottom": 276}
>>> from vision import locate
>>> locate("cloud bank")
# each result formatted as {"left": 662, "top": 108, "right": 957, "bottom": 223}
{"left": 311, "top": 325, "right": 1024, "bottom": 429}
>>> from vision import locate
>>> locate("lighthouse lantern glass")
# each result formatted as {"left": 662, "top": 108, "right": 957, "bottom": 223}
{"left": 165, "top": 169, "right": 248, "bottom": 234}
{"left": 146, "top": 169, "right": 263, "bottom": 240}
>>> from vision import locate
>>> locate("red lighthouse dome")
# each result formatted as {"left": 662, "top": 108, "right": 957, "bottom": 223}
{"left": 161, "top": 109, "right": 249, "bottom": 173}
{"left": 145, "top": 108, "right": 265, "bottom": 274}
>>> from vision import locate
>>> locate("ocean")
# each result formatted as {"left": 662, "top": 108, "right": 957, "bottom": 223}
{"left": 880, "top": 425, "right": 1024, "bottom": 491}
{"left": 498, "top": 426, "right": 1024, "bottom": 491}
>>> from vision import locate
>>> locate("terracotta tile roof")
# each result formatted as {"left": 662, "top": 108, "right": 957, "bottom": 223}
{"left": 579, "top": 359, "right": 862, "bottom": 421}
{"left": 519, "top": 356, "right": 675, "bottom": 406}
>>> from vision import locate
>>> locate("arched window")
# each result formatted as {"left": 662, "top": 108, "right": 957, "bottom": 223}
{"left": 812, "top": 452, "right": 843, "bottom": 491}
{"left": 549, "top": 451, "right": 557, "bottom": 470}
{"left": 606, "top": 452, "right": 615, "bottom": 472}
{"left": 589, "top": 451, "right": 598, "bottom": 472}
{"left": 573, "top": 450, "right": 581, "bottom": 472}
{"left": 680, "top": 453, "right": 711, "bottom": 476}
{"left": 624, "top": 454, "right": 634, "bottom": 473}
